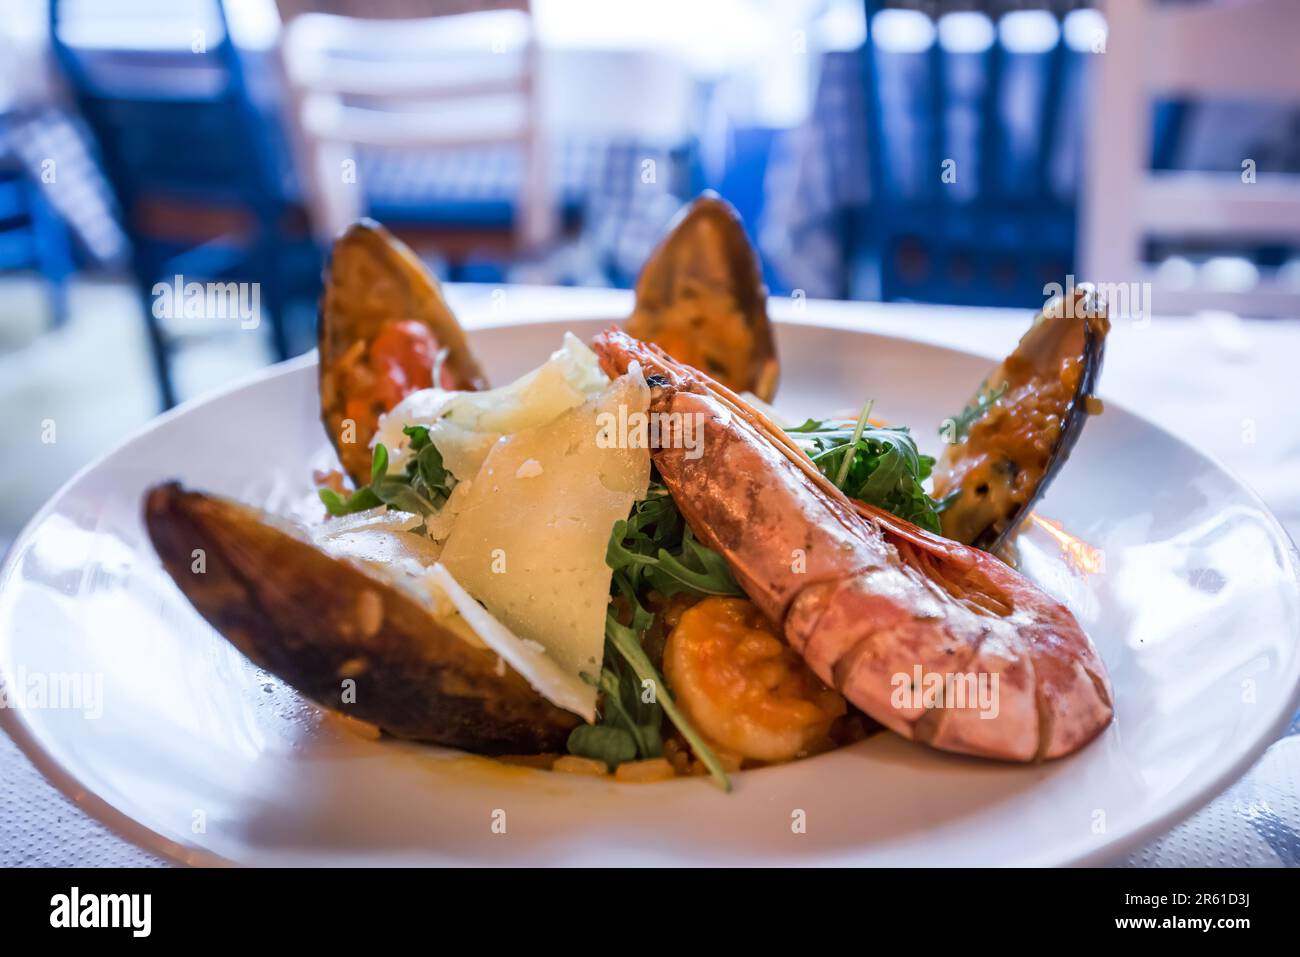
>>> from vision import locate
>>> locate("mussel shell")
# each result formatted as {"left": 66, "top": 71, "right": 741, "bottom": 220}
{"left": 145, "top": 482, "right": 579, "bottom": 753}
{"left": 627, "top": 192, "right": 780, "bottom": 401}
{"left": 319, "top": 219, "right": 487, "bottom": 485}
{"left": 933, "top": 289, "right": 1108, "bottom": 553}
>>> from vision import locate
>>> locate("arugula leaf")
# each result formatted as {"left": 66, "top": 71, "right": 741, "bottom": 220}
{"left": 581, "top": 665, "right": 662, "bottom": 760}
{"left": 566, "top": 723, "right": 637, "bottom": 768}
{"left": 318, "top": 428, "right": 456, "bottom": 519}
{"left": 370, "top": 477, "right": 440, "bottom": 516}
{"left": 789, "top": 417, "right": 943, "bottom": 533}
{"left": 416, "top": 443, "right": 448, "bottom": 490}
{"left": 566, "top": 479, "right": 734, "bottom": 789}
{"left": 604, "top": 604, "right": 731, "bottom": 791}
{"left": 605, "top": 523, "right": 742, "bottom": 599}
{"left": 605, "top": 490, "right": 742, "bottom": 600}
{"left": 318, "top": 485, "right": 382, "bottom": 516}
{"left": 403, "top": 424, "right": 432, "bottom": 449}
{"left": 651, "top": 528, "right": 744, "bottom": 596}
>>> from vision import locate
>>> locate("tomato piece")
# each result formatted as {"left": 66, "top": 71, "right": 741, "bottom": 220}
{"left": 330, "top": 321, "right": 456, "bottom": 446}
{"left": 368, "top": 320, "right": 439, "bottom": 407}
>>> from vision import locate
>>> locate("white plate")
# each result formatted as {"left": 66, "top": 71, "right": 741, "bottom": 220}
{"left": 2, "top": 318, "right": 1299, "bottom": 866}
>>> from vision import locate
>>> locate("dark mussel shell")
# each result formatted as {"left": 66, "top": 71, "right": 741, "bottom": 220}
{"left": 931, "top": 289, "right": 1109, "bottom": 553}
{"left": 145, "top": 482, "right": 579, "bottom": 753}
{"left": 319, "top": 219, "right": 487, "bottom": 486}
{"left": 627, "top": 192, "right": 780, "bottom": 401}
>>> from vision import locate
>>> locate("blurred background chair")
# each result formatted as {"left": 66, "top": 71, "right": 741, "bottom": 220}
{"left": 0, "top": 10, "right": 112, "bottom": 339}
{"left": 1082, "top": 0, "right": 1300, "bottom": 318}
{"left": 280, "top": 1, "right": 560, "bottom": 274}
{"left": 278, "top": 1, "right": 703, "bottom": 286}
{"left": 0, "top": 135, "right": 75, "bottom": 331}
{"left": 788, "top": 3, "right": 1095, "bottom": 307}
{"left": 760, "top": 0, "right": 1300, "bottom": 313}
{"left": 49, "top": 0, "right": 322, "bottom": 408}
{"left": 765, "top": 3, "right": 1080, "bottom": 305}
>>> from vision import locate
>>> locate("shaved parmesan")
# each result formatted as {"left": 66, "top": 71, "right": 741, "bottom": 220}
{"left": 421, "top": 478, "right": 472, "bottom": 543}
{"left": 303, "top": 512, "right": 580, "bottom": 702}
{"left": 309, "top": 509, "right": 484, "bottom": 650}
{"left": 326, "top": 332, "right": 650, "bottom": 719}
{"left": 310, "top": 507, "right": 437, "bottom": 575}
{"left": 423, "top": 564, "right": 594, "bottom": 716}
{"left": 374, "top": 332, "right": 607, "bottom": 482}
{"left": 305, "top": 504, "right": 611, "bottom": 715}
{"left": 445, "top": 332, "right": 607, "bottom": 434}
{"left": 438, "top": 370, "right": 651, "bottom": 718}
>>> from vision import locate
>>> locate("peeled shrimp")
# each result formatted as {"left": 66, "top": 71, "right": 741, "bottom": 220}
{"left": 664, "top": 596, "right": 845, "bottom": 762}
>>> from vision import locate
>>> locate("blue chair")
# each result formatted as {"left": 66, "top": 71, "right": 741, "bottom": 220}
{"left": 49, "top": 0, "right": 320, "bottom": 408}
{"left": 855, "top": 4, "right": 1081, "bottom": 308}
{"left": 280, "top": 7, "right": 560, "bottom": 284}
{"left": 0, "top": 139, "right": 75, "bottom": 329}
{"left": 353, "top": 140, "right": 588, "bottom": 282}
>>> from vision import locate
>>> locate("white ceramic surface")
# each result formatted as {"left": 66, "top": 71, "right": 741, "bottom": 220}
{"left": 2, "top": 317, "right": 1298, "bottom": 866}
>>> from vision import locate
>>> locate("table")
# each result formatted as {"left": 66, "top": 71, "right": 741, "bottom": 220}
{"left": 3, "top": 287, "right": 1298, "bottom": 867}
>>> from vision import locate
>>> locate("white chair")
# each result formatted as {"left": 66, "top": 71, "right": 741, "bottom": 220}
{"left": 279, "top": 1, "right": 555, "bottom": 253}
{"left": 1082, "top": 0, "right": 1300, "bottom": 317}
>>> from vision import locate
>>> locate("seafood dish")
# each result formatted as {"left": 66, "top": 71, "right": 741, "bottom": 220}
{"left": 144, "top": 193, "right": 1114, "bottom": 790}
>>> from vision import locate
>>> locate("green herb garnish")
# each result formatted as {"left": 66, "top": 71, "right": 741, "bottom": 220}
{"left": 566, "top": 722, "right": 638, "bottom": 768}
{"left": 318, "top": 425, "right": 455, "bottom": 518}
{"left": 944, "top": 381, "right": 1008, "bottom": 444}
{"left": 788, "top": 416, "right": 942, "bottom": 533}
{"left": 567, "top": 480, "right": 734, "bottom": 790}
{"left": 568, "top": 657, "right": 663, "bottom": 769}
{"left": 605, "top": 489, "right": 742, "bottom": 600}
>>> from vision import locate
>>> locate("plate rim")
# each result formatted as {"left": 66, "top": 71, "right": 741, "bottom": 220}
{"left": 2, "top": 318, "right": 1298, "bottom": 868}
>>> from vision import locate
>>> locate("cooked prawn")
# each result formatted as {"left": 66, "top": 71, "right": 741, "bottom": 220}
{"left": 593, "top": 329, "right": 1113, "bottom": 762}
{"left": 665, "top": 596, "right": 845, "bottom": 762}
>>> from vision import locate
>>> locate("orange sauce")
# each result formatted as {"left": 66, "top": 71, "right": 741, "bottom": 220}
{"left": 934, "top": 354, "right": 1083, "bottom": 544}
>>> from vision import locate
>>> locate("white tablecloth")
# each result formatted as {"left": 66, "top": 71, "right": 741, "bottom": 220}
{"left": 3, "top": 287, "right": 1298, "bottom": 866}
